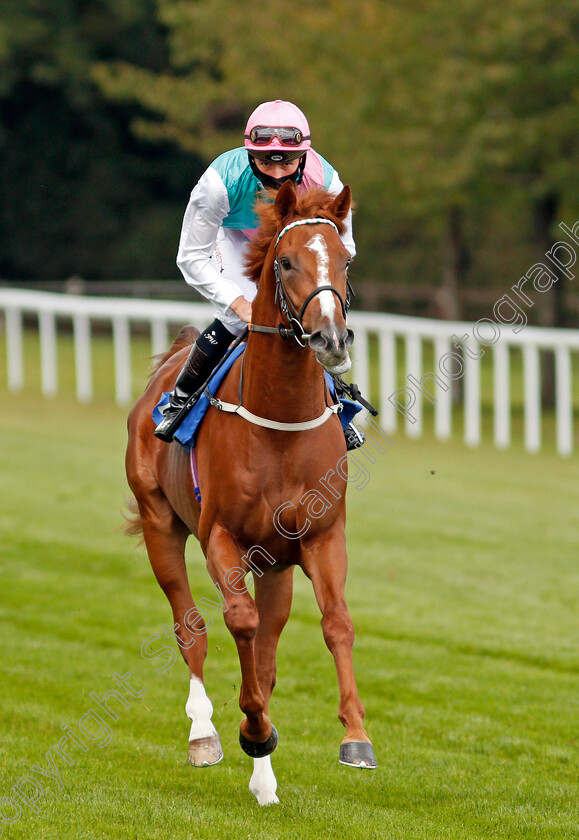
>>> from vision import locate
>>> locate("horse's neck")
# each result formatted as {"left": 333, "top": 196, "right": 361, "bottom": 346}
{"left": 242, "top": 274, "right": 328, "bottom": 424}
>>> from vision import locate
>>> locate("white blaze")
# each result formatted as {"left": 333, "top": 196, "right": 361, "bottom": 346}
{"left": 305, "top": 233, "right": 335, "bottom": 320}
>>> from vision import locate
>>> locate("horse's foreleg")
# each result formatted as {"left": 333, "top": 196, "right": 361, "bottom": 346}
{"left": 253, "top": 566, "right": 294, "bottom": 712}
{"left": 139, "top": 497, "right": 222, "bottom": 767}
{"left": 302, "top": 529, "right": 377, "bottom": 768}
{"left": 205, "top": 525, "right": 274, "bottom": 749}
{"left": 245, "top": 566, "right": 294, "bottom": 806}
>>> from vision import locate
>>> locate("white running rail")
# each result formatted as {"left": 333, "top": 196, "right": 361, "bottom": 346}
{"left": 0, "top": 288, "right": 577, "bottom": 456}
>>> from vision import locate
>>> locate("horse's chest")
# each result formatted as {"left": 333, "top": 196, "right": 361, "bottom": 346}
{"left": 221, "top": 463, "right": 344, "bottom": 550}
{"left": 197, "top": 413, "right": 347, "bottom": 548}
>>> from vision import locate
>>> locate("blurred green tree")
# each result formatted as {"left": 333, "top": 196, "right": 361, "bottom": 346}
{"left": 94, "top": 0, "right": 579, "bottom": 323}
{"left": 0, "top": 0, "right": 204, "bottom": 280}
{"left": 2, "top": 0, "right": 579, "bottom": 341}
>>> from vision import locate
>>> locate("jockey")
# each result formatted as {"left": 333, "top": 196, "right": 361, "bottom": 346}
{"left": 155, "top": 99, "right": 365, "bottom": 449}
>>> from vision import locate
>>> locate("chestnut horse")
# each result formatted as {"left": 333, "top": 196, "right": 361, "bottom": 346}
{"left": 125, "top": 181, "right": 377, "bottom": 806}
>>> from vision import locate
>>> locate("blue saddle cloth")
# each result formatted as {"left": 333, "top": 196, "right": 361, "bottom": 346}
{"left": 152, "top": 344, "right": 362, "bottom": 451}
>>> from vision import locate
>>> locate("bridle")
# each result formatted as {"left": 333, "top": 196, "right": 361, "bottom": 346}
{"left": 250, "top": 218, "right": 354, "bottom": 347}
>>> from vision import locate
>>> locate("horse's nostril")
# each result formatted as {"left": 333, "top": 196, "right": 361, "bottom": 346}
{"left": 310, "top": 327, "right": 352, "bottom": 357}
{"left": 309, "top": 330, "right": 332, "bottom": 353}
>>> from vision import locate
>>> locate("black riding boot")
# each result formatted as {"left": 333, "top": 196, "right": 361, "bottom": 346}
{"left": 154, "top": 319, "right": 236, "bottom": 442}
{"left": 344, "top": 423, "right": 366, "bottom": 451}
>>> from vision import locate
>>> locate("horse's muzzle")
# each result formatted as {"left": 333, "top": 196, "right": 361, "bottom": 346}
{"left": 309, "top": 326, "right": 354, "bottom": 374}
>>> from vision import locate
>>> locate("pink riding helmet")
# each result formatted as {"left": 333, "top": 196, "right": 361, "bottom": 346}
{"left": 244, "top": 100, "right": 311, "bottom": 162}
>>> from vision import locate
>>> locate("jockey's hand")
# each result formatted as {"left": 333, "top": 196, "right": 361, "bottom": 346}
{"left": 229, "top": 296, "right": 253, "bottom": 323}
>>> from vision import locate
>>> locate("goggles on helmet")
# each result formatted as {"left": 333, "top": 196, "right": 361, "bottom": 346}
{"left": 244, "top": 125, "right": 310, "bottom": 146}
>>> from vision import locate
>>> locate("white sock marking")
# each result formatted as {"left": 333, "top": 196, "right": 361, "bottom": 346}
{"left": 249, "top": 756, "right": 279, "bottom": 805}
{"left": 185, "top": 676, "right": 218, "bottom": 741}
{"left": 306, "top": 233, "right": 336, "bottom": 320}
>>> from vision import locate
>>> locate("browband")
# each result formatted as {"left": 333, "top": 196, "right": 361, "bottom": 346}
{"left": 275, "top": 218, "right": 339, "bottom": 248}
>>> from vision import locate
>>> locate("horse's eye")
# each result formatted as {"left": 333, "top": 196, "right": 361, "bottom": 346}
{"left": 345, "top": 259, "right": 351, "bottom": 272}
{"left": 280, "top": 257, "right": 292, "bottom": 271}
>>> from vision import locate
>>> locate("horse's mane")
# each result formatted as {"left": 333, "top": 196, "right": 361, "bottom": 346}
{"left": 244, "top": 187, "right": 348, "bottom": 285}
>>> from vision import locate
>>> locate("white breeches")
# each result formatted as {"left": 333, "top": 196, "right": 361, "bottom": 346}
{"left": 211, "top": 227, "right": 257, "bottom": 335}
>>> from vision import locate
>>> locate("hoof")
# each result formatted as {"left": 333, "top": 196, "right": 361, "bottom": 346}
{"left": 188, "top": 735, "right": 223, "bottom": 767}
{"left": 239, "top": 724, "right": 278, "bottom": 758}
{"left": 339, "top": 741, "right": 378, "bottom": 768}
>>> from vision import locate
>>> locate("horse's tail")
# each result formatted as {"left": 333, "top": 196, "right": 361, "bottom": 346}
{"left": 149, "top": 324, "right": 199, "bottom": 380}
{"left": 123, "top": 495, "right": 144, "bottom": 541}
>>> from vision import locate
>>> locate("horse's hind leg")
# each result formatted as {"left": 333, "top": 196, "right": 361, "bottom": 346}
{"left": 248, "top": 566, "right": 294, "bottom": 806}
{"left": 205, "top": 525, "right": 275, "bottom": 746}
{"left": 139, "top": 492, "right": 223, "bottom": 767}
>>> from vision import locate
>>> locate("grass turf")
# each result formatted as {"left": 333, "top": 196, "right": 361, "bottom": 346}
{"left": 0, "top": 385, "right": 578, "bottom": 839}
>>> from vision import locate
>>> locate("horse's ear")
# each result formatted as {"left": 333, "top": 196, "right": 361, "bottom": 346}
{"left": 274, "top": 180, "right": 297, "bottom": 221}
{"left": 329, "top": 185, "right": 352, "bottom": 221}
